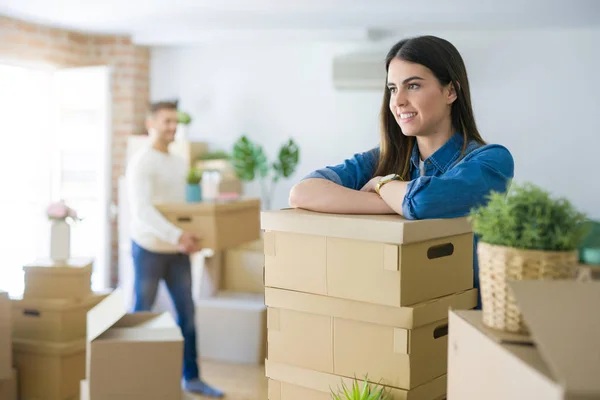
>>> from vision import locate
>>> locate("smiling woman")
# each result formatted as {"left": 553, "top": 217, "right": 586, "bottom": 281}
{"left": 289, "top": 35, "right": 513, "bottom": 219}
{"left": 288, "top": 35, "right": 515, "bottom": 309}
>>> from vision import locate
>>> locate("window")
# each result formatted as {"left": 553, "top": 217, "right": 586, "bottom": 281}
{"left": 0, "top": 63, "right": 111, "bottom": 296}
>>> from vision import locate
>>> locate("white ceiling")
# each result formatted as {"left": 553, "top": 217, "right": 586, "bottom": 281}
{"left": 2, "top": 0, "right": 599, "bottom": 45}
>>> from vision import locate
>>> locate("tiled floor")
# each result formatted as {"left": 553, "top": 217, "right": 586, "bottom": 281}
{"left": 184, "top": 360, "right": 267, "bottom": 400}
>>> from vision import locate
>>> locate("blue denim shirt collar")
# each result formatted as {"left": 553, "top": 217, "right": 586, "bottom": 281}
{"left": 411, "top": 132, "right": 464, "bottom": 174}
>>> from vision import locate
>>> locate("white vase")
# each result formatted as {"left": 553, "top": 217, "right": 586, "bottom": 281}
{"left": 50, "top": 219, "right": 70, "bottom": 264}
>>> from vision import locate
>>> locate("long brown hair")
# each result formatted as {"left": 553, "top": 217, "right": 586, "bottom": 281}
{"left": 374, "top": 35, "right": 486, "bottom": 180}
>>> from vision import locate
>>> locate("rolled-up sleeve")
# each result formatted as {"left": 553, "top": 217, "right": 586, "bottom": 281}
{"left": 402, "top": 145, "right": 514, "bottom": 220}
{"left": 302, "top": 148, "right": 379, "bottom": 190}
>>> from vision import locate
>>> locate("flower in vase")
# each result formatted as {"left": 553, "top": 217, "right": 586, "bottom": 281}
{"left": 46, "top": 200, "right": 81, "bottom": 223}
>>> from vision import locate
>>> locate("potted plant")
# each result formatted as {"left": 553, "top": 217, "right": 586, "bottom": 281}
{"left": 46, "top": 200, "right": 81, "bottom": 264}
{"left": 175, "top": 109, "right": 192, "bottom": 141}
{"left": 469, "top": 182, "right": 588, "bottom": 334}
{"left": 231, "top": 135, "right": 299, "bottom": 210}
{"left": 186, "top": 168, "right": 202, "bottom": 203}
{"left": 330, "top": 376, "right": 388, "bottom": 400}
{"left": 579, "top": 220, "right": 600, "bottom": 265}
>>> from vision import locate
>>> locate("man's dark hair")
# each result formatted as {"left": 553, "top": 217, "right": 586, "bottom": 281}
{"left": 147, "top": 100, "right": 178, "bottom": 117}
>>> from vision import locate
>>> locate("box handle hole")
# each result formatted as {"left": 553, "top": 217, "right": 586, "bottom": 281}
{"left": 427, "top": 243, "right": 454, "bottom": 259}
{"left": 433, "top": 324, "right": 448, "bottom": 339}
{"left": 177, "top": 216, "right": 192, "bottom": 222}
{"left": 23, "top": 309, "right": 41, "bottom": 317}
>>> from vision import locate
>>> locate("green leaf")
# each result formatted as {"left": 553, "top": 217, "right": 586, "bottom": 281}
{"left": 272, "top": 138, "right": 300, "bottom": 180}
{"left": 186, "top": 168, "right": 202, "bottom": 184}
{"left": 469, "top": 181, "right": 588, "bottom": 251}
{"left": 231, "top": 135, "right": 259, "bottom": 181}
{"left": 329, "top": 376, "right": 388, "bottom": 400}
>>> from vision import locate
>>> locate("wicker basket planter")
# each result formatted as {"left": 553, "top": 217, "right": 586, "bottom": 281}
{"left": 478, "top": 241, "right": 579, "bottom": 334}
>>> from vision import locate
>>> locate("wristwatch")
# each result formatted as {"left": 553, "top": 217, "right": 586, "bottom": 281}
{"left": 375, "top": 173, "right": 401, "bottom": 196}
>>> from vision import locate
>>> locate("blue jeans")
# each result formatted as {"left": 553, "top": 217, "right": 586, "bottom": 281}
{"left": 131, "top": 241, "right": 199, "bottom": 381}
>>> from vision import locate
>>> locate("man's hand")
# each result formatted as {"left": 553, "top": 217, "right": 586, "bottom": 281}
{"left": 177, "top": 231, "right": 201, "bottom": 254}
{"left": 360, "top": 176, "right": 382, "bottom": 193}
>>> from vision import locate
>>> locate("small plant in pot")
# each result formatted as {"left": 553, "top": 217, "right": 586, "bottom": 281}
{"left": 469, "top": 181, "right": 588, "bottom": 334}
{"left": 579, "top": 220, "right": 600, "bottom": 265}
{"left": 185, "top": 168, "right": 202, "bottom": 203}
{"left": 330, "top": 376, "right": 388, "bottom": 400}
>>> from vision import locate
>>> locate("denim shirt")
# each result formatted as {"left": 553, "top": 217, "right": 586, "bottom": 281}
{"left": 302, "top": 133, "right": 515, "bottom": 308}
{"left": 303, "top": 132, "right": 514, "bottom": 220}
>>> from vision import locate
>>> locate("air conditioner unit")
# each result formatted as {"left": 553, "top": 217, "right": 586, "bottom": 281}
{"left": 332, "top": 51, "right": 387, "bottom": 91}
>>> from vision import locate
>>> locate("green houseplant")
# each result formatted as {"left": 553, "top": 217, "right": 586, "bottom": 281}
{"left": 185, "top": 168, "right": 203, "bottom": 202}
{"left": 177, "top": 110, "right": 192, "bottom": 125}
{"left": 231, "top": 135, "right": 299, "bottom": 210}
{"left": 469, "top": 181, "right": 588, "bottom": 333}
{"left": 330, "top": 376, "right": 388, "bottom": 400}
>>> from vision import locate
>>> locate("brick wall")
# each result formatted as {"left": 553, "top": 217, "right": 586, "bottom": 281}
{"left": 1, "top": 15, "right": 150, "bottom": 286}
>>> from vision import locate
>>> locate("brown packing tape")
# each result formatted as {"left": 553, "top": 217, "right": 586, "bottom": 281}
{"left": 384, "top": 244, "right": 399, "bottom": 271}
{"left": 264, "top": 231, "right": 276, "bottom": 257}
{"left": 393, "top": 328, "right": 409, "bottom": 354}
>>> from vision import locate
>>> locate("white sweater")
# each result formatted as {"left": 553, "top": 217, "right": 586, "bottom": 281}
{"left": 126, "top": 146, "right": 186, "bottom": 253}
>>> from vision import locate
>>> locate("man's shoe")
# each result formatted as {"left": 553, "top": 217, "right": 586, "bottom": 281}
{"left": 183, "top": 379, "right": 224, "bottom": 398}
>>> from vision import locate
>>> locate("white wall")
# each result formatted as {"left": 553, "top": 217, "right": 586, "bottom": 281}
{"left": 150, "top": 28, "right": 600, "bottom": 219}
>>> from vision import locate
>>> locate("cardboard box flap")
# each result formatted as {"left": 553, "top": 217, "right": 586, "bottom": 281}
{"left": 509, "top": 281, "right": 600, "bottom": 398}
{"left": 87, "top": 288, "right": 127, "bottom": 341}
{"left": 155, "top": 198, "right": 260, "bottom": 215}
{"left": 23, "top": 257, "right": 93, "bottom": 273}
{"left": 453, "top": 310, "right": 554, "bottom": 379}
{"left": 265, "top": 287, "right": 477, "bottom": 328}
{"left": 98, "top": 327, "right": 183, "bottom": 342}
{"left": 261, "top": 208, "right": 471, "bottom": 244}
{"left": 111, "top": 312, "right": 178, "bottom": 329}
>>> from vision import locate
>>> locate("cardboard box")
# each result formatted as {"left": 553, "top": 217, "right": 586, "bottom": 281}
{"left": 169, "top": 139, "right": 209, "bottom": 168}
{"left": 266, "top": 361, "right": 447, "bottom": 400}
{"left": 0, "top": 292, "right": 11, "bottom": 380}
{"left": 262, "top": 209, "right": 473, "bottom": 306}
{"left": 223, "top": 238, "right": 265, "bottom": 294}
{"left": 266, "top": 287, "right": 477, "bottom": 389}
{"left": 218, "top": 176, "right": 243, "bottom": 194}
{"left": 447, "top": 281, "right": 600, "bottom": 400}
{"left": 0, "top": 368, "right": 17, "bottom": 400}
{"left": 156, "top": 198, "right": 261, "bottom": 251}
{"left": 196, "top": 291, "right": 266, "bottom": 365}
{"left": 12, "top": 292, "right": 109, "bottom": 342}
{"left": 13, "top": 338, "right": 85, "bottom": 400}
{"left": 86, "top": 288, "right": 184, "bottom": 400}
{"left": 23, "top": 258, "right": 93, "bottom": 300}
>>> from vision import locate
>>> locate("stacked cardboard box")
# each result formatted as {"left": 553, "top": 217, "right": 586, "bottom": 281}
{"left": 448, "top": 281, "right": 600, "bottom": 399}
{"left": 12, "top": 258, "right": 108, "bottom": 400}
{"left": 194, "top": 237, "right": 267, "bottom": 365}
{"left": 155, "top": 199, "right": 267, "bottom": 365}
{"left": 222, "top": 238, "right": 265, "bottom": 294}
{"left": 0, "top": 291, "right": 17, "bottom": 400}
{"left": 80, "top": 288, "right": 184, "bottom": 399}
{"left": 262, "top": 209, "right": 479, "bottom": 399}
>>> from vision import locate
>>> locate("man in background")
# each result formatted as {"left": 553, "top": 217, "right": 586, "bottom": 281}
{"left": 126, "top": 101, "right": 224, "bottom": 397}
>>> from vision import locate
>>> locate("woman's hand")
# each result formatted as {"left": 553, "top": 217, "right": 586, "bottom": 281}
{"left": 360, "top": 176, "right": 382, "bottom": 193}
